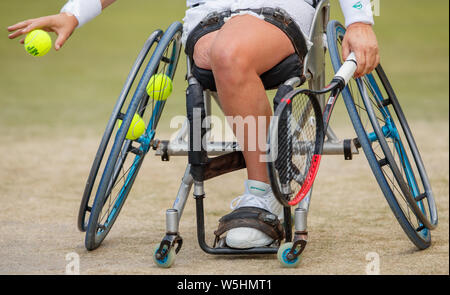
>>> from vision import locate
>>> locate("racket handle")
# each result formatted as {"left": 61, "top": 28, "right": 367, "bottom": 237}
{"left": 334, "top": 52, "right": 357, "bottom": 86}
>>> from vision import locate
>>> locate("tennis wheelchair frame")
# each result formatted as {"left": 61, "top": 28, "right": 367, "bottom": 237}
{"left": 77, "top": 0, "right": 438, "bottom": 268}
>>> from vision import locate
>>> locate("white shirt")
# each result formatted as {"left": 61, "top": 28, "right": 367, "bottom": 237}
{"left": 185, "top": 0, "right": 374, "bottom": 26}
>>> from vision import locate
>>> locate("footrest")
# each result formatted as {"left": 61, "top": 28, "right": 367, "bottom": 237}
{"left": 213, "top": 207, "right": 284, "bottom": 247}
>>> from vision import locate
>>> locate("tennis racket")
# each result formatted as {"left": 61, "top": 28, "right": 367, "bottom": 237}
{"left": 268, "top": 53, "right": 358, "bottom": 207}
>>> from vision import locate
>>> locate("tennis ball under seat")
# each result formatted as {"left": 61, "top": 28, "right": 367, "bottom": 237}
{"left": 146, "top": 73, "right": 173, "bottom": 101}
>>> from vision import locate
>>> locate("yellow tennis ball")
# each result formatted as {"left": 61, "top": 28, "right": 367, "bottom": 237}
{"left": 146, "top": 74, "right": 173, "bottom": 101}
{"left": 24, "top": 29, "right": 52, "bottom": 57}
{"left": 118, "top": 113, "right": 146, "bottom": 140}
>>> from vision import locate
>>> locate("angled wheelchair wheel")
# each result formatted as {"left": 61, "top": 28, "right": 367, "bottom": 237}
{"left": 77, "top": 29, "right": 162, "bottom": 233}
{"left": 81, "top": 22, "right": 183, "bottom": 250}
{"left": 327, "top": 20, "right": 437, "bottom": 249}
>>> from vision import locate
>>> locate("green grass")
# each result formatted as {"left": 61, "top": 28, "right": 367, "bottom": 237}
{"left": 0, "top": 0, "right": 448, "bottom": 138}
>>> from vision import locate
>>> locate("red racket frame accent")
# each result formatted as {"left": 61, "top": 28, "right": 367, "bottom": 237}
{"left": 288, "top": 154, "right": 322, "bottom": 206}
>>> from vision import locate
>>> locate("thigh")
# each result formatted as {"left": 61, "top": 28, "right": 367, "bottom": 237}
{"left": 193, "top": 14, "right": 295, "bottom": 73}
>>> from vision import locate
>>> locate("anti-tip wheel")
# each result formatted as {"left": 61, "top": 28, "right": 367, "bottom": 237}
{"left": 277, "top": 242, "right": 301, "bottom": 268}
{"left": 153, "top": 243, "right": 176, "bottom": 268}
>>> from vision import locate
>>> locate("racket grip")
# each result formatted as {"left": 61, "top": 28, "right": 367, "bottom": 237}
{"left": 334, "top": 52, "right": 357, "bottom": 86}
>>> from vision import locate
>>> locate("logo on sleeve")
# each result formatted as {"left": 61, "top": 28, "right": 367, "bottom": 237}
{"left": 353, "top": 1, "right": 363, "bottom": 9}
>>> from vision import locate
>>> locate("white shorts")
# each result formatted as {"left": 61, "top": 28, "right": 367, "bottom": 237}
{"left": 181, "top": 0, "right": 316, "bottom": 48}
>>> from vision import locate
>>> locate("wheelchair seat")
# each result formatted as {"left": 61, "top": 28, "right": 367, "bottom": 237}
{"left": 191, "top": 53, "right": 303, "bottom": 91}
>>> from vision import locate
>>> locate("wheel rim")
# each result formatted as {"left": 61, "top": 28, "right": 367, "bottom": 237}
{"left": 94, "top": 31, "right": 182, "bottom": 242}
{"left": 281, "top": 248, "right": 299, "bottom": 264}
{"left": 78, "top": 30, "right": 164, "bottom": 232}
{"left": 331, "top": 21, "right": 431, "bottom": 242}
{"left": 86, "top": 24, "right": 183, "bottom": 248}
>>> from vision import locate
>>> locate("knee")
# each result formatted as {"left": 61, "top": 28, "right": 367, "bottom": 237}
{"left": 209, "top": 41, "right": 254, "bottom": 84}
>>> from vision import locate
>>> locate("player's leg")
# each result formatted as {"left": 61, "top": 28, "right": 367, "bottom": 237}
{"left": 195, "top": 14, "right": 295, "bottom": 184}
{"left": 193, "top": 14, "right": 295, "bottom": 248}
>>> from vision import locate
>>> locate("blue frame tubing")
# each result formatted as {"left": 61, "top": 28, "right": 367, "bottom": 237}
{"left": 327, "top": 20, "right": 437, "bottom": 249}
{"left": 77, "top": 29, "right": 163, "bottom": 232}
{"left": 83, "top": 22, "right": 183, "bottom": 251}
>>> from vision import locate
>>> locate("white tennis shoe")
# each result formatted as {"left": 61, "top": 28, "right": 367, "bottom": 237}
{"left": 225, "top": 180, "right": 284, "bottom": 249}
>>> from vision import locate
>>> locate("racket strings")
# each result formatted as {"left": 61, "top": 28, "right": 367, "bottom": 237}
{"left": 275, "top": 92, "right": 318, "bottom": 198}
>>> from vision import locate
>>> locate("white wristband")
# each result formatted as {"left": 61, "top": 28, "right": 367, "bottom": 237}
{"left": 339, "top": 0, "right": 374, "bottom": 27}
{"left": 61, "top": 0, "right": 102, "bottom": 28}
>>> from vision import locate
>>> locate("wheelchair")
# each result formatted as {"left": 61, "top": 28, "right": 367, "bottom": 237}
{"left": 77, "top": 0, "right": 438, "bottom": 268}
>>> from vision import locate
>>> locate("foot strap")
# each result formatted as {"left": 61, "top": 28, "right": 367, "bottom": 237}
{"left": 214, "top": 207, "right": 285, "bottom": 246}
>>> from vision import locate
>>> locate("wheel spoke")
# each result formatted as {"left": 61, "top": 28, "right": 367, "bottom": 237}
{"left": 328, "top": 20, "right": 432, "bottom": 248}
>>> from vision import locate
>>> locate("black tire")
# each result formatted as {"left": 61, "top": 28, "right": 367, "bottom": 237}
{"left": 82, "top": 22, "right": 183, "bottom": 250}
{"left": 327, "top": 20, "right": 437, "bottom": 249}
{"left": 77, "top": 29, "right": 162, "bottom": 232}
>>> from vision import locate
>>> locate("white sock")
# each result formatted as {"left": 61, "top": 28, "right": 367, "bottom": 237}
{"left": 245, "top": 179, "right": 271, "bottom": 197}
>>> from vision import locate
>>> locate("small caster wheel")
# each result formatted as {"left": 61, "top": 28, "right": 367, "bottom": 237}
{"left": 277, "top": 242, "right": 301, "bottom": 268}
{"left": 153, "top": 243, "right": 176, "bottom": 268}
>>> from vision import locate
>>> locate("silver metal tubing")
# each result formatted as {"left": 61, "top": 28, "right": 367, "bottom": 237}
{"left": 166, "top": 209, "right": 179, "bottom": 234}
{"left": 298, "top": 188, "right": 313, "bottom": 211}
{"left": 171, "top": 164, "right": 194, "bottom": 220}
{"left": 304, "top": 0, "right": 330, "bottom": 109}
{"left": 284, "top": 77, "right": 302, "bottom": 88}
{"left": 204, "top": 90, "right": 212, "bottom": 118}
{"left": 155, "top": 139, "right": 357, "bottom": 157}
{"left": 186, "top": 58, "right": 194, "bottom": 83}
{"left": 294, "top": 208, "right": 308, "bottom": 232}
{"left": 155, "top": 141, "right": 240, "bottom": 156}
{"left": 323, "top": 140, "right": 359, "bottom": 155}
{"left": 193, "top": 181, "right": 205, "bottom": 197}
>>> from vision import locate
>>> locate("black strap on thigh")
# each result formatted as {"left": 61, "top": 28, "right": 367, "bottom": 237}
{"left": 185, "top": 10, "right": 230, "bottom": 58}
{"left": 214, "top": 207, "right": 285, "bottom": 246}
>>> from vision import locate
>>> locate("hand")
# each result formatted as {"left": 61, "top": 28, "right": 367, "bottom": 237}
{"left": 7, "top": 13, "right": 78, "bottom": 51}
{"left": 342, "top": 22, "right": 380, "bottom": 78}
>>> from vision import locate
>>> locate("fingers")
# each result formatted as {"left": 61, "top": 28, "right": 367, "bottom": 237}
{"left": 8, "top": 14, "right": 78, "bottom": 51}
{"left": 354, "top": 51, "right": 366, "bottom": 78}
{"left": 7, "top": 16, "right": 54, "bottom": 39}
{"left": 7, "top": 20, "right": 33, "bottom": 39}
{"left": 344, "top": 23, "right": 380, "bottom": 78}
{"left": 7, "top": 19, "right": 33, "bottom": 33}
{"left": 7, "top": 18, "right": 43, "bottom": 39}
{"left": 366, "top": 51, "right": 377, "bottom": 74}
{"left": 369, "top": 45, "right": 380, "bottom": 72}
{"left": 8, "top": 29, "right": 26, "bottom": 39}
{"left": 55, "top": 31, "right": 70, "bottom": 50}
{"left": 20, "top": 19, "right": 46, "bottom": 35}
{"left": 355, "top": 48, "right": 379, "bottom": 77}
{"left": 374, "top": 54, "right": 380, "bottom": 71}
{"left": 341, "top": 39, "right": 350, "bottom": 61}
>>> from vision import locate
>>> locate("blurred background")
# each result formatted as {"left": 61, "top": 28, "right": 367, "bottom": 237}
{"left": 0, "top": 0, "right": 448, "bottom": 274}
{"left": 0, "top": 0, "right": 448, "bottom": 136}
